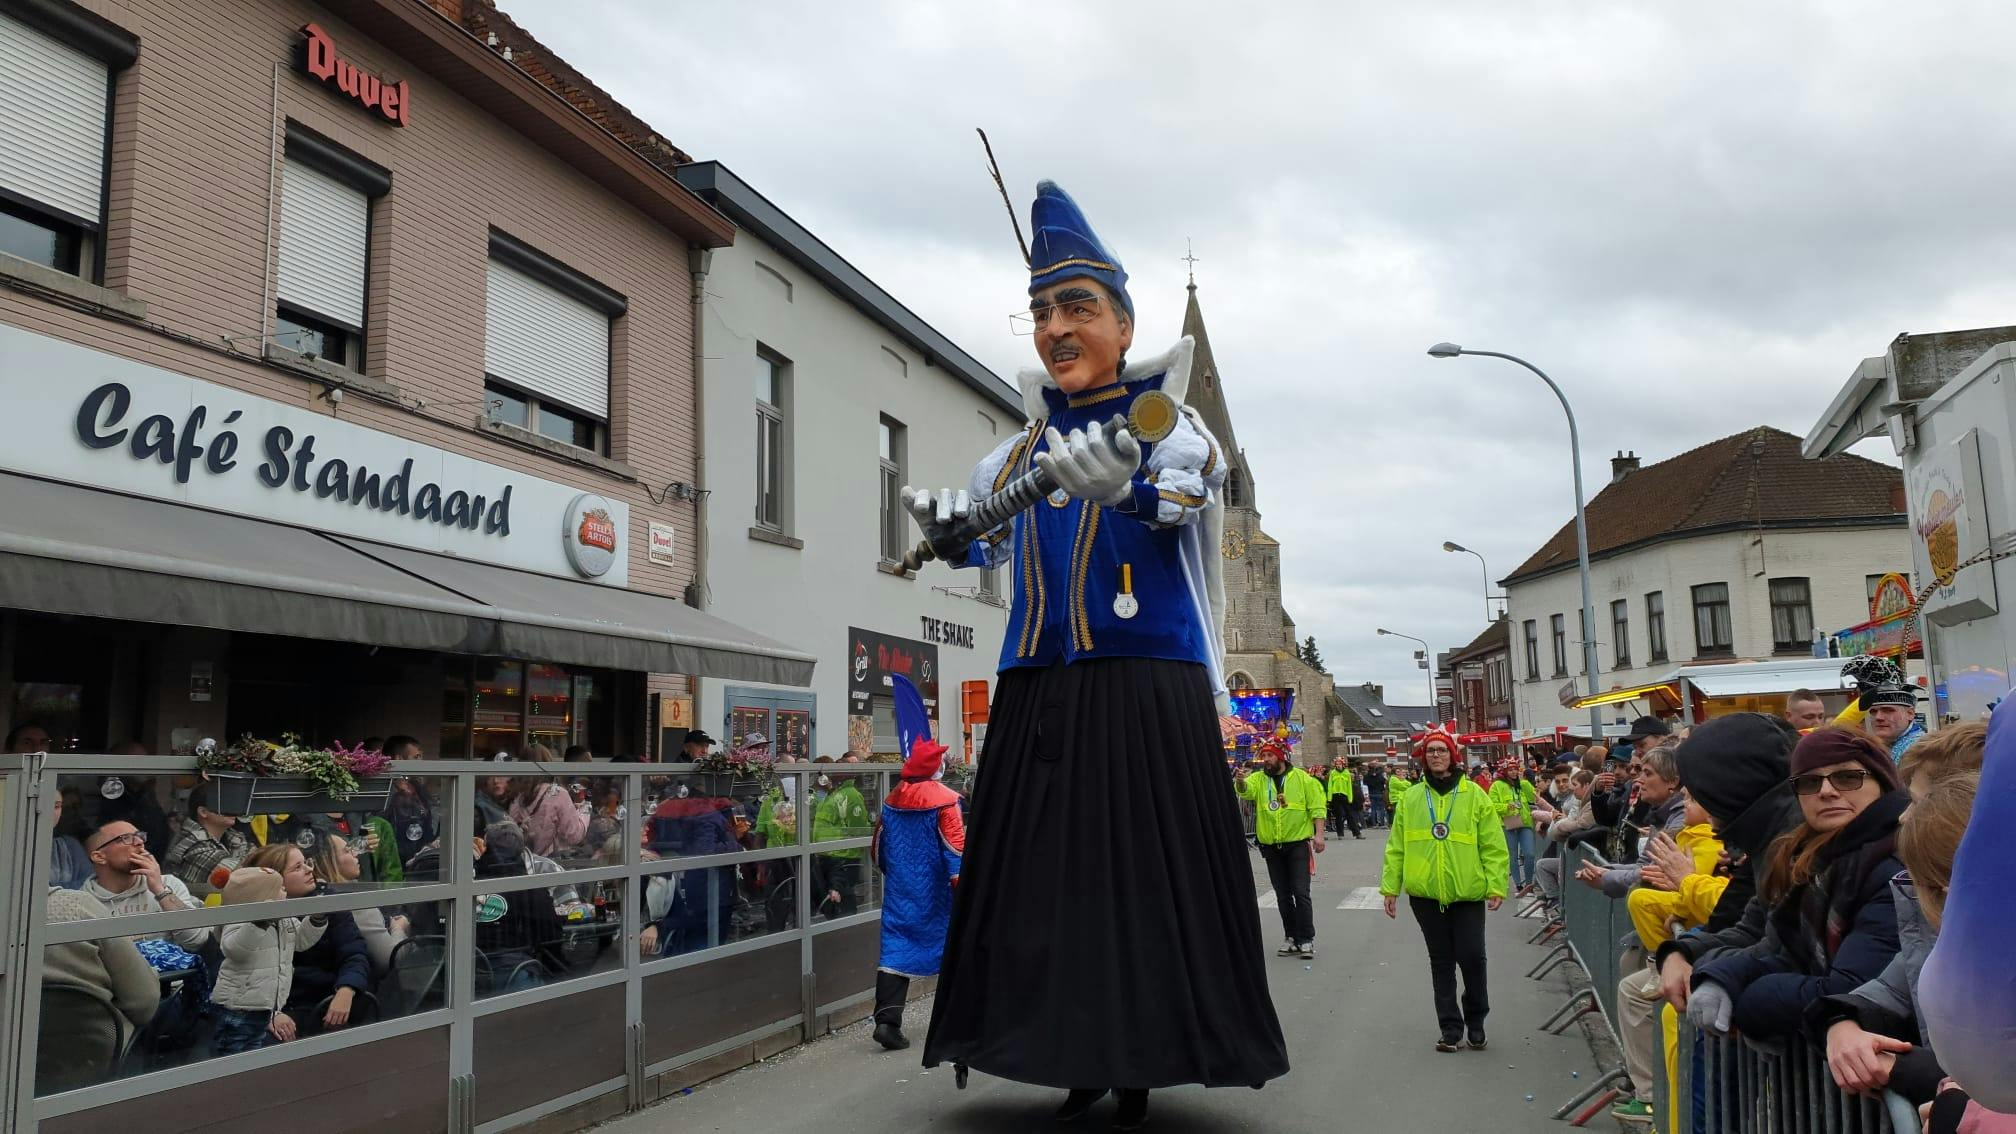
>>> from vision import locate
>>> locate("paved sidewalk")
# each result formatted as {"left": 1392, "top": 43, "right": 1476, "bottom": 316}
{"left": 593, "top": 833, "right": 1600, "bottom": 1133}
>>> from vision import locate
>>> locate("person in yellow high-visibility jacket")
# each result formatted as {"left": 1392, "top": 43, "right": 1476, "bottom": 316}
{"left": 1325, "top": 758, "right": 1362, "bottom": 840}
{"left": 1235, "top": 743, "right": 1328, "bottom": 959}
{"left": 1380, "top": 728, "right": 1510, "bottom": 1052}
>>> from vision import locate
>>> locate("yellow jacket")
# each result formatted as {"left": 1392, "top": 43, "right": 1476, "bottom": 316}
{"left": 1236, "top": 767, "right": 1328, "bottom": 845}
{"left": 1626, "top": 822, "right": 1728, "bottom": 950}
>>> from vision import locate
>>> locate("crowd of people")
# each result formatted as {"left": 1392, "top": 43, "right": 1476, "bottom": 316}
{"left": 1522, "top": 658, "right": 2003, "bottom": 1134}
{"left": 24, "top": 726, "right": 884, "bottom": 1093}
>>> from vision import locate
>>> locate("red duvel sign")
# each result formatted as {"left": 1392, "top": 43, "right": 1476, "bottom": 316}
{"left": 300, "top": 24, "right": 409, "bottom": 126}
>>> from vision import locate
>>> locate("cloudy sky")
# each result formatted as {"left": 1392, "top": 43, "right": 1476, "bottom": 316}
{"left": 510, "top": 0, "right": 2008, "bottom": 701}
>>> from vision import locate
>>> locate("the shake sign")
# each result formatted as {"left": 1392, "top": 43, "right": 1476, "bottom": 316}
{"left": 300, "top": 23, "right": 409, "bottom": 126}
{"left": 1, "top": 324, "right": 628, "bottom": 586}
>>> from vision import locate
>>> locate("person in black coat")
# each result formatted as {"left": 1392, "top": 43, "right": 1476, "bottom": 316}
{"left": 1653, "top": 713, "right": 1805, "bottom": 1009}
{"left": 283, "top": 832, "right": 373, "bottom": 1036}
{"left": 1687, "top": 727, "right": 1908, "bottom": 1039}
{"left": 472, "top": 821, "right": 568, "bottom": 992}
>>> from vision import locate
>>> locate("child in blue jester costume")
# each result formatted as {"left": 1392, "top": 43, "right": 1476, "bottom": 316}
{"left": 907, "top": 182, "right": 1287, "bottom": 1130}
{"left": 868, "top": 675, "right": 966, "bottom": 1052}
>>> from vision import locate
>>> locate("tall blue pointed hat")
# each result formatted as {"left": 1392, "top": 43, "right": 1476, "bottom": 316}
{"left": 1027, "top": 181, "right": 1133, "bottom": 319}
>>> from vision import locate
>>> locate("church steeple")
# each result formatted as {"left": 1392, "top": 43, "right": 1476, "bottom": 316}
{"left": 1179, "top": 278, "right": 1252, "bottom": 509}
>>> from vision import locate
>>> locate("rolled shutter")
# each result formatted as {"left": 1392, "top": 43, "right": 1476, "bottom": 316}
{"left": 277, "top": 157, "right": 369, "bottom": 331}
{"left": 484, "top": 258, "right": 610, "bottom": 420}
{"left": 0, "top": 13, "right": 109, "bottom": 225}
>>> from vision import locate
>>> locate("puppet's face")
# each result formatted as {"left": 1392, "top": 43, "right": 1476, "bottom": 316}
{"left": 1030, "top": 279, "right": 1132, "bottom": 394}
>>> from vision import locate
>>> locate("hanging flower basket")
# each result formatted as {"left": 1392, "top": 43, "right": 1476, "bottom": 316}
{"left": 196, "top": 735, "right": 396, "bottom": 816}
{"left": 204, "top": 772, "right": 394, "bottom": 818}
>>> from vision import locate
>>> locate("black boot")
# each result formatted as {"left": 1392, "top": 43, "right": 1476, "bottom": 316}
{"left": 1113, "top": 1089, "right": 1149, "bottom": 1131}
{"left": 1054, "top": 1089, "right": 1107, "bottom": 1122}
{"left": 872, "top": 970, "right": 910, "bottom": 1050}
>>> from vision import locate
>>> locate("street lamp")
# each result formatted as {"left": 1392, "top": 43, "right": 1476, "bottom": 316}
{"left": 1442, "top": 541, "right": 1495, "bottom": 623}
{"left": 1375, "top": 628, "right": 1438, "bottom": 728}
{"left": 1428, "top": 342, "right": 1604, "bottom": 741}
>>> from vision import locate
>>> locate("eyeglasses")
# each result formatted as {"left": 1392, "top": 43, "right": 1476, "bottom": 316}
{"left": 1010, "top": 295, "right": 1106, "bottom": 336}
{"left": 89, "top": 831, "right": 146, "bottom": 852}
{"left": 1790, "top": 768, "right": 1872, "bottom": 796}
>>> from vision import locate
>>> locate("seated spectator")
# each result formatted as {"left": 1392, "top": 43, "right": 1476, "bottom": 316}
{"left": 472, "top": 822, "right": 566, "bottom": 992}
{"left": 47, "top": 789, "right": 91, "bottom": 889}
{"left": 314, "top": 831, "right": 409, "bottom": 976}
{"left": 95, "top": 769, "right": 171, "bottom": 859}
{"left": 82, "top": 820, "right": 210, "bottom": 951}
{"left": 383, "top": 737, "right": 438, "bottom": 875}
{"left": 210, "top": 864, "right": 325, "bottom": 1054}
{"left": 1808, "top": 724, "right": 1986, "bottom": 1108}
{"left": 505, "top": 771, "right": 588, "bottom": 860}
{"left": 38, "top": 885, "right": 160, "bottom": 1093}
{"left": 163, "top": 784, "right": 251, "bottom": 896}
{"left": 6, "top": 720, "right": 53, "bottom": 753}
{"left": 1578, "top": 746, "right": 1688, "bottom": 898}
{"left": 264, "top": 840, "right": 370, "bottom": 1035}
{"left": 1690, "top": 727, "right": 1908, "bottom": 1040}
{"left": 563, "top": 745, "right": 593, "bottom": 762}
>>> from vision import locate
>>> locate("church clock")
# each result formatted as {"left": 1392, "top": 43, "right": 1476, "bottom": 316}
{"left": 1220, "top": 530, "right": 1247, "bottom": 560}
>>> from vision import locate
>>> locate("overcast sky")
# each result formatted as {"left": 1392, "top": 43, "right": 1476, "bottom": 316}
{"left": 508, "top": 0, "right": 2008, "bottom": 704}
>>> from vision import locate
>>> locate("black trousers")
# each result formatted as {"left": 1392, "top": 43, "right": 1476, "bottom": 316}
{"left": 875, "top": 970, "right": 910, "bottom": 1026}
{"left": 1408, "top": 897, "right": 1488, "bottom": 1037}
{"left": 1258, "top": 840, "right": 1315, "bottom": 943}
{"left": 1328, "top": 797, "right": 1361, "bottom": 837}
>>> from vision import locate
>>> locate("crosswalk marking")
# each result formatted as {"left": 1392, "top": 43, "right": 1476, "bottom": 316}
{"left": 1338, "top": 887, "right": 1386, "bottom": 910}
{"left": 1256, "top": 889, "right": 1278, "bottom": 908}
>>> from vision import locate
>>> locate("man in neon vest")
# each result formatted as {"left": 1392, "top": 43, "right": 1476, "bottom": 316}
{"left": 1326, "top": 757, "right": 1362, "bottom": 839}
{"left": 1236, "top": 741, "right": 1329, "bottom": 958}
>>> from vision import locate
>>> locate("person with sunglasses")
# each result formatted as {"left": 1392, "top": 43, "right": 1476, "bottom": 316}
{"left": 1686, "top": 727, "right": 1908, "bottom": 1040}
{"left": 81, "top": 820, "right": 210, "bottom": 950}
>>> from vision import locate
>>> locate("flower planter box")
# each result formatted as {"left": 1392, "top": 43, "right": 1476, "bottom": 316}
{"left": 205, "top": 772, "right": 393, "bottom": 817}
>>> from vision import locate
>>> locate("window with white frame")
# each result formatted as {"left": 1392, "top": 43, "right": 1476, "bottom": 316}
{"left": 879, "top": 416, "right": 907, "bottom": 564}
{"left": 1647, "top": 591, "right": 1668, "bottom": 661}
{"left": 483, "top": 231, "right": 622, "bottom": 455}
{"left": 1770, "top": 577, "right": 1814, "bottom": 653}
{"left": 1550, "top": 613, "right": 1567, "bottom": 677}
{"left": 1523, "top": 620, "right": 1539, "bottom": 681}
{"left": 1692, "top": 582, "right": 1733, "bottom": 656}
{"left": 274, "top": 124, "right": 386, "bottom": 371}
{"left": 1611, "top": 599, "right": 1631, "bottom": 669}
{"left": 1346, "top": 736, "right": 1362, "bottom": 756}
{"left": 0, "top": 11, "right": 132, "bottom": 279}
{"left": 755, "top": 350, "right": 788, "bottom": 531}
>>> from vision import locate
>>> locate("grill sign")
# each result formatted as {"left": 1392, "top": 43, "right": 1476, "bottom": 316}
{"left": 301, "top": 23, "right": 409, "bottom": 126}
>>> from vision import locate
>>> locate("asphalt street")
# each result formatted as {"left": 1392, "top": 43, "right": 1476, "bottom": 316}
{"left": 594, "top": 830, "right": 1600, "bottom": 1133}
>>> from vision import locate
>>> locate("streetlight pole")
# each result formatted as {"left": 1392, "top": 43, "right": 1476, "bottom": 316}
{"left": 1428, "top": 343, "right": 1605, "bottom": 741}
{"left": 1376, "top": 628, "right": 1438, "bottom": 729}
{"left": 1442, "top": 541, "right": 1494, "bottom": 623}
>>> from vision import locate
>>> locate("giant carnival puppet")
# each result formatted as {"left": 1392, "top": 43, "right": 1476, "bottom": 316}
{"left": 900, "top": 182, "right": 1288, "bottom": 1129}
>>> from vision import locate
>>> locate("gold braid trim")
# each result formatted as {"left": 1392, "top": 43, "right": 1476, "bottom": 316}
{"left": 1069, "top": 503, "right": 1102, "bottom": 652}
{"left": 1158, "top": 489, "right": 1206, "bottom": 507}
{"left": 1066, "top": 385, "right": 1129, "bottom": 408}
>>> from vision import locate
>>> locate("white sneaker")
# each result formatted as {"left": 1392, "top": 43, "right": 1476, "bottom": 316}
{"left": 1277, "top": 939, "right": 1298, "bottom": 956}
{"left": 1299, "top": 941, "right": 1316, "bottom": 960}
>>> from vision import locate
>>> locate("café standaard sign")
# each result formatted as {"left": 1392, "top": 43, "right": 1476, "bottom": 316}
{"left": 76, "top": 382, "right": 512, "bottom": 535}
{"left": 2, "top": 323, "right": 629, "bottom": 586}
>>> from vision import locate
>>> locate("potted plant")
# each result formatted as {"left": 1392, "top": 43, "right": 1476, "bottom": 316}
{"left": 196, "top": 735, "right": 394, "bottom": 816}
{"left": 692, "top": 742, "right": 781, "bottom": 797}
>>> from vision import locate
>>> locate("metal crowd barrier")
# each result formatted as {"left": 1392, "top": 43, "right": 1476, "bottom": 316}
{"left": 1524, "top": 841, "right": 1917, "bottom": 1133}
{"left": 1673, "top": 1022, "right": 1918, "bottom": 1134}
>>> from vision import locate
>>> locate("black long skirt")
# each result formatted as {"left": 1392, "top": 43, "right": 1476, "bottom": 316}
{"left": 921, "top": 657, "right": 1289, "bottom": 1090}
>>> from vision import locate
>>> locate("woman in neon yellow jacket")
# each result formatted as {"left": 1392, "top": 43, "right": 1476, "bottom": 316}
{"left": 1380, "top": 728, "right": 1510, "bottom": 1052}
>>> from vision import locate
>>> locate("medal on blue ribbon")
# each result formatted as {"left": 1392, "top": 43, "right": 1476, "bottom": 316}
{"left": 1427, "top": 788, "right": 1453, "bottom": 841}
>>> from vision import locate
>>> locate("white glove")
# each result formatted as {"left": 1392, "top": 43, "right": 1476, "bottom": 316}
{"left": 1035, "top": 421, "right": 1139, "bottom": 507}
{"left": 900, "top": 486, "right": 973, "bottom": 561}
{"left": 1686, "top": 979, "right": 1734, "bottom": 1035}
